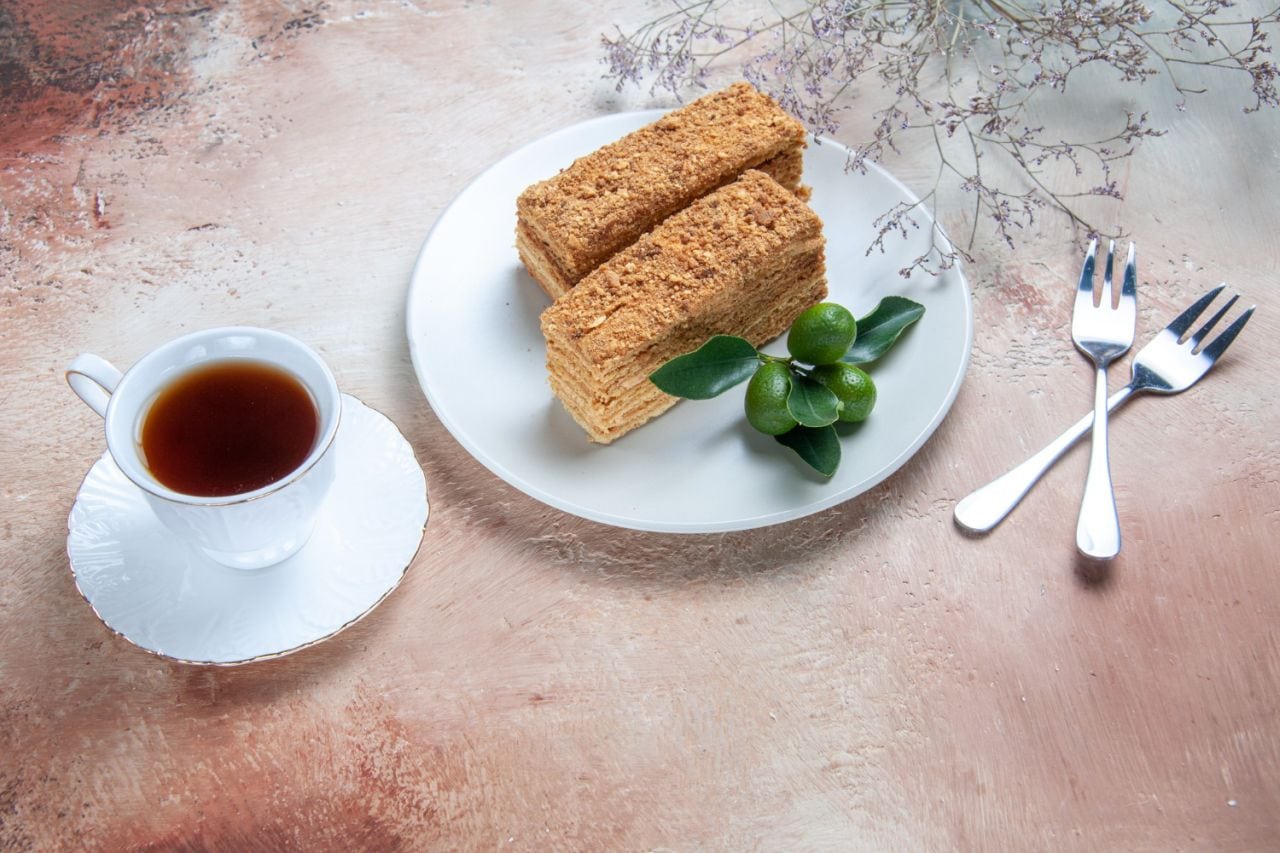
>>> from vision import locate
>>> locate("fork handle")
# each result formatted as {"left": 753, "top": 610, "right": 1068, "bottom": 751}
{"left": 953, "top": 384, "right": 1137, "bottom": 534}
{"left": 1077, "top": 365, "right": 1122, "bottom": 559}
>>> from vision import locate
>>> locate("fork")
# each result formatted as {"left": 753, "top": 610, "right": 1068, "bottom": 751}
{"left": 954, "top": 285, "right": 1254, "bottom": 535}
{"left": 1072, "top": 238, "right": 1137, "bottom": 559}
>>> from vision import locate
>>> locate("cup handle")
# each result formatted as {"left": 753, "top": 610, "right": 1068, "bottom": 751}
{"left": 66, "top": 354, "right": 123, "bottom": 418}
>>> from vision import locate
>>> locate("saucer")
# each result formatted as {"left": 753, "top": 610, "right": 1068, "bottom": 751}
{"left": 66, "top": 394, "right": 428, "bottom": 665}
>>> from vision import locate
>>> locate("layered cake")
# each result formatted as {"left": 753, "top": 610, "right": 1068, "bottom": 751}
{"left": 540, "top": 169, "right": 827, "bottom": 444}
{"left": 517, "top": 82, "right": 808, "bottom": 299}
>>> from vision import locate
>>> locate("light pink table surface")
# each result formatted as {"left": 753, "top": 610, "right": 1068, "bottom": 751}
{"left": 2, "top": 2, "right": 1277, "bottom": 849}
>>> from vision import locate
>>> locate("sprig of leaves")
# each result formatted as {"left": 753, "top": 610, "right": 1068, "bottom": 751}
{"left": 649, "top": 297, "right": 924, "bottom": 476}
{"left": 603, "top": 1, "right": 1280, "bottom": 275}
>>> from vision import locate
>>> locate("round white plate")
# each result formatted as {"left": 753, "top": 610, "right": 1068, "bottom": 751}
{"left": 67, "top": 394, "right": 428, "bottom": 665}
{"left": 407, "top": 111, "right": 972, "bottom": 533}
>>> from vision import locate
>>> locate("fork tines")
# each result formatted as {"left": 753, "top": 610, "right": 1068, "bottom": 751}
{"left": 1077, "top": 238, "right": 1137, "bottom": 309}
{"left": 1202, "top": 300, "right": 1255, "bottom": 360}
{"left": 1167, "top": 285, "right": 1225, "bottom": 338}
{"left": 1172, "top": 284, "right": 1256, "bottom": 356}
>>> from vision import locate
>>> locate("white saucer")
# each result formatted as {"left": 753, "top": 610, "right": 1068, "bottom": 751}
{"left": 66, "top": 394, "right": 428, "bottom": 665}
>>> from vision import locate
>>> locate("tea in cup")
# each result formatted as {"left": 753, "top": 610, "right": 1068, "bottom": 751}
{"left": 66, "top": 327, "right": 342, "bottom": 570}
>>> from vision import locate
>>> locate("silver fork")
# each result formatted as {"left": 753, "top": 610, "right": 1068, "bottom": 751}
{"left": 954, "top": 285, "right": 1254, "bottom": 535}
{"left": 1072, "top": 239, "right": 1137, "bottom": 560}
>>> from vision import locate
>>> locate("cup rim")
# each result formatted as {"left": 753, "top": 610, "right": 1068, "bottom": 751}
{"left": 103, "top": 326, "right": 342, "bottom": 507}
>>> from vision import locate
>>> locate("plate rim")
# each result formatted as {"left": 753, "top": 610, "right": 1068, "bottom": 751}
{"left": 406, "top": 109, "right": 973, "bottom": 533}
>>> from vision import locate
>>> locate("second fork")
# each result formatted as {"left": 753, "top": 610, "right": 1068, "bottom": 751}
{"left": 953, "top": 285, "right": 1253, "bottom": 534}
{"left": 1072, "top": 239, "right": 1137, "bottom": 560}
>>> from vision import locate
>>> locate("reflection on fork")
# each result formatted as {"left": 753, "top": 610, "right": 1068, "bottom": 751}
{"left": 953, "top": 284, "right": 1255, "bottom": 536}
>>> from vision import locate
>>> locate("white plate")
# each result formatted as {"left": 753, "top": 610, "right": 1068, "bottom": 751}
{"left": 66, "top": 395, "right": 428, "bottom": 665}
{"left": 407, "top": 111, "right": 972, "bottom": 533}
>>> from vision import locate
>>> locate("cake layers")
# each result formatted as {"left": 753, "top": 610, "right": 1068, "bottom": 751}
{"left": 540, "top": 170, "right": 827, "bottom": 444}
{"left": 517, "top": 82, "right": 808, "bottom": 299}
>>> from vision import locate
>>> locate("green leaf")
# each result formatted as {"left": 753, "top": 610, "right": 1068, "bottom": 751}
{"left": 786, "top": 372, "right": 840, "bottom": 427}
{"left": 649, "top": 335, "right": 760, "bottom": 399}
{"left": 776, "top": 425, "right": 841, "bottom": 476}
{"left": 842, "top": 296, "right": 925, "bottom": 364}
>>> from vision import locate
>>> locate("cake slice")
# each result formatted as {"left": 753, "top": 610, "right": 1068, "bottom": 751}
{"left": 517, "top": 82, "right": 808, "bottom": 299}
{"left": 540, "top": 169, "right": 827, "bottom": 444}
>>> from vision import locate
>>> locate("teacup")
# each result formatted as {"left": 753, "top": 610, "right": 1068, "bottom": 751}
{"left": 66, "top": 327, "right": 341, "bottom": 570}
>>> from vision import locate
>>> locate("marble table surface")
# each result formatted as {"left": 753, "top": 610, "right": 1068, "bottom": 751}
{"left": 2, "top": 1, "right": 1277, "bottom": 848}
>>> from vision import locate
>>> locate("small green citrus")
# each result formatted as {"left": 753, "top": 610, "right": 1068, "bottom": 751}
{"left": 787, "top": 303, "right": 857, "bottom": 365}
{"left": 744, "top": 362, "right": 798, "bottom": 435}
{"left": 812, "top": 362, "right": 877, "bottom": 422}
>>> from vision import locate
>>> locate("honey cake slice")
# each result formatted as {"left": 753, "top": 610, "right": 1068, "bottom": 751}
{"left": 517, "top": 82, "right": 808, "bottom": 299}
{"left": 540, "top": 169, "right": 826, "bottom": 444}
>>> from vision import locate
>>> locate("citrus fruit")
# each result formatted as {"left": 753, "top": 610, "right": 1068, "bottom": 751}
{"left": 812, "top": 362, "right": 877, "bottom": 422}
{"left": 786, "top": 303, "right": 857, "bottom": 365}
{"left": 744, "top": 362, "right": 798, "bottom": 435}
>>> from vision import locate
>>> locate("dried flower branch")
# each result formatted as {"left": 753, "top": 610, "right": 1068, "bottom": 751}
{"left": 602, "top": 0, "right": 1280, "bottom": 275}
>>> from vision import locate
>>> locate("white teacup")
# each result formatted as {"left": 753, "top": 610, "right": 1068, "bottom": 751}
{"left": 66, "top": 327, "right": 341, "bottom": 570}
